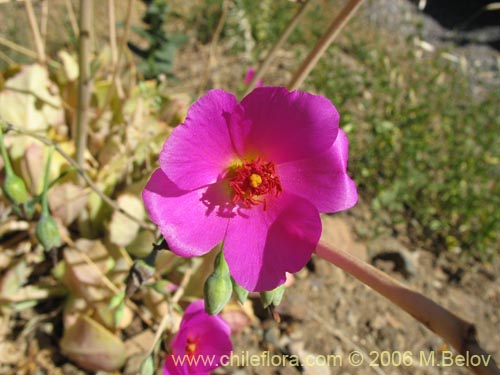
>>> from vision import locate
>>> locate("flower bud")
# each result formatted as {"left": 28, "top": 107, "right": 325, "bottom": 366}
{"left": 232, "top": 277, "right": 249, "bottom": 304}
{"left": 204, "top": 252, "right": 232, "bottom": 315}
{"left": 213, "top": 251, "right": 229, "bottom": 275}
{"left": 260, "top": 284, "right": 286, "bottom": 308}
{"left": 204, "top": 271, "right": 233, "bottom": 315}
{"left": 35, "top": 214, "right": 62, "bottom": 251}
{"left": 2, "top": 174, "right": 30, "bottom": 205}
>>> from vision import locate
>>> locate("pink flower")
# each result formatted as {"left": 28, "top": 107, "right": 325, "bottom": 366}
{"left": 243, "top": 68, "right": 263, "bottom": 87}
{"left": 143, "top": 87, "right": 357, "bottom": 291}
{"left": 163, "top": 300, "right": 232, "bottom": 375}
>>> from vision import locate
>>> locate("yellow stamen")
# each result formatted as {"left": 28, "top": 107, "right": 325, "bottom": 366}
{"left": 186, "top": 342, "right": 197, "bottom": 354}
{"left": 249, "top": 173, "right": 263, "bottom": 188}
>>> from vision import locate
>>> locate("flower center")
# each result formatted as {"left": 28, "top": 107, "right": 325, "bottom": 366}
{"left": 185, "top": 337, "right": 198, "bottom": 356}
{"left": 227, "top": 157, "right": 282, "bottom": 209}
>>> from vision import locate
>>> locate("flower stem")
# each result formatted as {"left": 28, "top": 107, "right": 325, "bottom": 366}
{"left": 287, "top": 0, "right": 364, "bottom": 91}
{"left": 315, "top": 242, "right": 500, "bottom": 375}
{"left": 40, "top": 146, "right": 54, "bottom": 217}
{"left": 0, "top": 128, "right": 14, "bottom": 177}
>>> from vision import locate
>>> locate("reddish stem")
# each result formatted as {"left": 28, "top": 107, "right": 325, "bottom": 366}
{"left": 315, "top": 242, "right": 499, "bottom": 375}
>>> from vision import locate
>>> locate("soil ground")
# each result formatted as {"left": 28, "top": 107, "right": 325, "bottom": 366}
{"left": 1, "top": 1, "right": 499, "bottom": 374}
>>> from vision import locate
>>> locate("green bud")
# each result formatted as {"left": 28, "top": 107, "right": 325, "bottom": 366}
{"left": 232, "top": 277, "right": 249, "bottom": 304}
{"left": 213, "top": 251, "right": 229, "bottom": 275}
{"left": 0, "top": 128, "right": 30, "bottom": 205}
{"left": 3, "top": 174, "right": 29, "bottom": 204}
{"left": 204, "top": 252, "right": 232, "bottom": 315}
{"left": 204, "top": 271, "right": 233, "bottom": 315}
{"left": 35, "top": 214, "right": 62, "bottom": 251}
{"left": 260, "top": 284, "right": 286, "bottom": 308}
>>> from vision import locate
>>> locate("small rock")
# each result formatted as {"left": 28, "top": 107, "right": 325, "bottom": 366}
{"left": 370, "top": 237, "right": 418, "bottom": 279}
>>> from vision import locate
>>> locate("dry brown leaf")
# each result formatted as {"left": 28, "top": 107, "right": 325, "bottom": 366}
{"left": 60, "top": 314, "right": 127, "bottom": 372}
{"left": 0, "top": 64, "right": 64, "bottom": 156}
{"left": 109, "top": 194, "right": 144, "bottom": 247}
{"left": 20, "top": 142, "right": 44, "bottom": 195}
{"left": 48, "top": 183, "right": 89, "bottom": 226}
{"left": 62, "top": 240, "right": 113, "bottom": 302}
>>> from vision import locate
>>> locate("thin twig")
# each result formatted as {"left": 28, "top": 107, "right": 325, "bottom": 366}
{"left": 287, "top": 0, "right": 364, "bottom": 90}
{"left": 64, "top": 0, "right": 79, "bottom": 37}
{"left": 147, "top": 266, "right": 194, "bottom": 356}
{"left": 4, "top": 122, "right": 155, "bottom": 231}
{"left": 64, "top": 236, "right": 154, "bottom": 328}
{"left": 0, "top": 36, "right": 60, "bottom": 68}
{"left": 197, "top": 0, "right": 231, "bottom": 96}
{"left": 94, "top": 0, "right": 134, "bottom": 122}
{"left": 76, "top": 0, "right": 92, "bottom": 175}
{"left": 315, "top": 242, "right": 500, "bottom": 375}
{"left": 245, "top": 0, "right": 312, "bottom": 94}
{"left": 0, "top": 36, "right": 38, "bottom": 59}
{"left": 40, "top": 0, "right": 49, "bottom": 49}
{"left": 4, "top": 86, "right": 60, "bottom": 109}
{"left": 107, "top": 0, "right": 124, "bottom": 98}
{"left": 24, "top": 0, "right": 47, "bottom": 64}
{"left": 0, "top": 49, "right": 16, "bottom": 65}
{"left": 4, "top": 85, "right": 74, "bottom": 112}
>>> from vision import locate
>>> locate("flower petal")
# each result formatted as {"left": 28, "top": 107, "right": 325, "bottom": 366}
{"left": 231, "top": 87, "right": 339, "bottom": 163}
{"left": 169, "top": 301, "right": 232, "bottom": 374}
{"left": 163, "top": 355, "right": 190, "bottom": 375}
{"left": 278, "top": 129, "right": 358, "bottom": 213}
{"left": 179, "top": 300, "right": 231, "bottom": 336}
{"left": 142, "top": 169, "right": 230, "bottom": 257}
{"left": 160, "top": 89, "right": 239, "bottom": 190}
{"left": 224, "top": 192, "right": 322, "bottom": 292}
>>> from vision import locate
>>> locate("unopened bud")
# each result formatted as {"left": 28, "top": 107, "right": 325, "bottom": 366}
{"left": 261, "top": 284, "right": 286, "bottom": 308}
{"left": 204, "top": 271, "right": 232, "bottom": 315}
{"left": 232, "top": 277, "right": 249, "bottom": 304}
{"left": 213, "top": 251, "right": 229, "bottom": 275}
{"left": 35, "top": 214, "right": 61, "bottom": 251}
{"left": 204, "top": 252, "right": 232, "bottom": 315}
{"left": 3, "top": 173, "right": 29, "bottom": 205}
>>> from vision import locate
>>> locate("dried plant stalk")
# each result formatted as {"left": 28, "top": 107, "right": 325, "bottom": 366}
{"left": 40, "top": 0, "right": 49, "bottom": 48}
{"left": 245, "top": 0, "right": 312, "bottom": 94}
{"left": 64, "top": 0, "right": 79, "bottom": 36}
{"left": 108, "top": 0, "right": 124, "bottom": 98}
{"left": 24, "top": 0, "right": 46, "bottom": 63}
{"left": 315, "top": 242, "right": 500, "bottom": 375}
{"left": 197, "top": 0, "right": 231, "bottom": 96}
{"left": 287, "top": 0, "right": 363, "bottom": 90}
{"left": 76, "top": 0, "right": 92, "bottom": 173}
